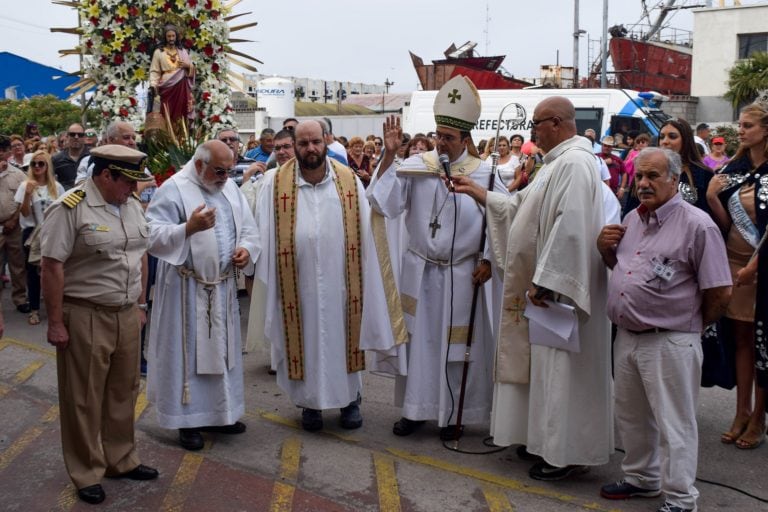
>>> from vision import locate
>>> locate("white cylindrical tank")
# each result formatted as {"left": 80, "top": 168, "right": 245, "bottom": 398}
{"left": 257, "top": 77, "right": 294, "bottom": 118}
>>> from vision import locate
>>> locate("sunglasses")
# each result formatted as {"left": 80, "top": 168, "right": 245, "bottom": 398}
{"left": 31, "top": 161, "right": 47, "bottom": 168}
{"left": 274, "top": 143, "right": 294, "bottom": 151}
{"left": 68, "top": 132, "right": 84, "bottom": 138}
{"left": 374, "top": 142, "right": 382, "bottom": 146}
{"left": 531, "top": 116, "right": 559, "bottom": 127}
{"left": 219, "top": 137, "right": 239, "bottom": 143}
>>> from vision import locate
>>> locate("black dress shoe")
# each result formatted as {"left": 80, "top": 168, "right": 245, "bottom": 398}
{"left": 301, "top": 408, "right": 323, "bottom": 431}
{"left": 339, "top": 402, "right": 363, "bottom": 429}
{"left": 16, "top": 303, "right": 31, "bottom": 314}
{"left": 109, "top": 464, "right": 159, "bottom": 480}
{"left": 199, "top": 421, "right": 247, "bottom": 434}
{"left": 179, "top": 428, "right": 204, "bottom": 451}
{"left": 439, "top": 424, "right": 464, "bottom": 441}
{"left": 515, "top": 445, "right": 544, "bottom": 462}
{"left": 392, "top": 417, "right": 425, "bottom": 436}
{"left": 77, "top": 484, "right": 105, "bottom": 505}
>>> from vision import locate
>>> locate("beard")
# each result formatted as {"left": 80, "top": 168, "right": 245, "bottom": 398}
{"left": 297, "top": 146, "right": 327, "bottom": 171}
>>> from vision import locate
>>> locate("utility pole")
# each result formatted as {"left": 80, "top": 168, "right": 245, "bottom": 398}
{"left": 573, "top": 0, "right": 584, "bottom": 88}
{"left": 383, "top": 78, "right": 394, "bottom": 113}
{"left": 601, "top": 0, "right": 608, "bottom": 88}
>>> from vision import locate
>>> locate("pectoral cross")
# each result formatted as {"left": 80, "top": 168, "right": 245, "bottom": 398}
{"left": 429, "top": 217, "right": 441, "bottom": 238}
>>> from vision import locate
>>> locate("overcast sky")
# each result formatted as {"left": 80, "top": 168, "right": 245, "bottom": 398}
{"left": 0, "top": 1, "right": 763, "bottom": 93}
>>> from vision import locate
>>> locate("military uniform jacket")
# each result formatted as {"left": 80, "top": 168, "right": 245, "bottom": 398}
{"left": 41, "top": 178, "right": 148, "bottom": 306}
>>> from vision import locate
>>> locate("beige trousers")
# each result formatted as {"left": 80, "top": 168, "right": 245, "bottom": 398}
{"left": 56, "top": 300, "right": 142, "bottom": 488}
{"left": 0, "top": 224, "right": 27, "bottom": 305}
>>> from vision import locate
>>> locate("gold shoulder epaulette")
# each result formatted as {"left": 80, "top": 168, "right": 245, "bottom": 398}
{"left": 62, "top": 190, "right": 86, "bottom": 209}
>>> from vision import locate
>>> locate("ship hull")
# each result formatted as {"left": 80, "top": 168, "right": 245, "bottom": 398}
{"left": 609, "top": 37, "right": 692, "bottom": 95}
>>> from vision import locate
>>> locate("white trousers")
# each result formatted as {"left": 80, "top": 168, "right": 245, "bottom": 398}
{"left": 614, "top": 328, "right": 701, "bottom": 511}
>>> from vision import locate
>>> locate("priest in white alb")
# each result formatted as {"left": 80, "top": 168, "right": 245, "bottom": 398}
{"left": 253, "top": 120, "right": 390, "bottom": 432}
{"left": 145, "top": 140, "right": 260, "bottom": 451}
{"left": 452, "top": 96, "right": 613, "bottom": 481}
{"left": 365, "top": 75, "right": 507, "bottom": 440}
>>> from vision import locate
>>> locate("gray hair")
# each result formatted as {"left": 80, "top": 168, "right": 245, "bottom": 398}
{"left": 216, "top": 127, "right": 238, "bottom": 138}
{"left": 634, "top": 147, "right": 681, "bottom": 178}
{"left": 105, "top": 121, "right": 128, "bottom": 141}
{"left": 193, "top": 144, "right": 212, "bottom": 164}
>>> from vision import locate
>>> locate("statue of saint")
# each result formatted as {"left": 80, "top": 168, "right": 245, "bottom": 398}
{"left": 149, "top": 24, "right": 195, "bottom": 127}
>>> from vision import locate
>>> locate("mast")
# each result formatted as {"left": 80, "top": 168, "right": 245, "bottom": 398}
{"left": 644, "top": 0, "right": 678, "bottom": 40}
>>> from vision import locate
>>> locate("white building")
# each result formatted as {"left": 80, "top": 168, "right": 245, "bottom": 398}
{"left": 242, "top": 73, "right": 386, "bottom": 104}
{"left": 692, "top": 2, "right": 768, "bottom": 121}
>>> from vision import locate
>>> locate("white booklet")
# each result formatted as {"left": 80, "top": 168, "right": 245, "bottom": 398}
{"left": 524, "top": 292, "right": 581, "bottom": 353}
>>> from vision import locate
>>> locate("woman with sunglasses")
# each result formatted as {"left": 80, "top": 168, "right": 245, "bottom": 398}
{"left": 706, "top": 101, "right": 768, "bottom": 450}
{"left": 14, "top": 150, "right": 64, "bottom": 325}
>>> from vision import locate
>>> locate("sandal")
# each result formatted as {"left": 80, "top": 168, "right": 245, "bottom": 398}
{"left": 28, "top": 311, "right": 40, "bottom": 325}
{"left": 721, "top": 415, "right": 750, "bottom": 444}
{"left": 735, "top": 421, "right": 766, "bottom": 450}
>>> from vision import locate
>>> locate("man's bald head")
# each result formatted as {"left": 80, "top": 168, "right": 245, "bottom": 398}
{"left": 532, "top": 96, "right": 578, "bottom": 152}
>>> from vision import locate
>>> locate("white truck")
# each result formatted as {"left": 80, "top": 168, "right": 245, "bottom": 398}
{"left": 403, "top": 88, "right": 671, "bottom": 143}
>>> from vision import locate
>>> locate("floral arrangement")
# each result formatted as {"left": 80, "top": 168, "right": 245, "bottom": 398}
{"left": 77, "top": 0, "right": 236, "bottom": 135}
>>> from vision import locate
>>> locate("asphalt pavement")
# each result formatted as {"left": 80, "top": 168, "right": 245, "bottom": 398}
{"left": 0, "top": 292, "right": 766, "bottom": 511}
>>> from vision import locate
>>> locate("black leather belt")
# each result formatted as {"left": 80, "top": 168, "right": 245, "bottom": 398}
{"left": 626, "top": 327, "right": 670, "bottom": 336}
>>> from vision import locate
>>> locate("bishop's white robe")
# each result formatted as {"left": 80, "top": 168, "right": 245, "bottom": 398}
{"left": 365, "top": 149, "right": 507, "bottom": 426}
{"left": 255, "top": 159, "right": 383, "bottom": 410}
{"left": 146, "top": 167, "right": 260, "bottom": 429}
{"left": 486, "top": 135, "right": 613, "bottom": 467}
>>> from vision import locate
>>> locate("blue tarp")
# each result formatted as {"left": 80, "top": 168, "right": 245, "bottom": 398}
{"left": 0, "top": 52, "right": 79, "bottom": 100}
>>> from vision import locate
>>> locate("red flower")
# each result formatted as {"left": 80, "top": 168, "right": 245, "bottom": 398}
{"left": 202, "top": 91, "right": 211, "bottom": 102}
{"left": 114, "top": 15, "right": 124, "bottom": 24}
{"left": 189, "top": 19, "right": 200, "bottom": 29}
{"left": 210, "top": 10, "right": 219, "bottom": 19}
{"left": 184, "top": 38, "right": 194, "bottom": 49}
{"left": 86, "top": 39, "right": 93, "bottom": 49}
{"left": 210, "top": 115, "right": 221, "bottom": 123}
{"left": 163, "top": 2, "right": 172, "bottom": 11}
{"left": 102, "top": 110, "right": 110, "bottom": 117}
{"left": 119, "top": 107, "right": 129, "bottom": 117}
{"left": 211, "top": 62, "right": 220, "bottom": 73}
{"left": 90, "top": 17, "right": 99, "bottom": 26}
{"left": 100, "top": 56, "right": 108, "bottom": 65}
{"left": 203, "top": 45, "right": 214, "bottom": 57}
{"left": 129, "top": 97, "right": 137, "bottom": 106}
{"left": 107, "top": 84, "right": 116, "bottom": 93}
{"left": 205, "top": 0, "right": 212, "bottom": 8}
{"left": 188, "top": 0, "right": 197, "bottom": 7}
{"left": 137, "top": 42, "right": 147, "bottom": 53}
{"left": 122, "top": 42, "right": 131, "bottom": 53}
{"left": 113, "top": 54, "right": 124, "bottom": 65}
{"left": 102, "top": 29, "right": 112, "bottom": 39}
{"left": 128, "top": 6, "right": 139, "bottom": 16}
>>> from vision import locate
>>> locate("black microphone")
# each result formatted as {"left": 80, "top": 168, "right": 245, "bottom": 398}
{"left": 439, "top": 153, "right": 454, "bottom": 191}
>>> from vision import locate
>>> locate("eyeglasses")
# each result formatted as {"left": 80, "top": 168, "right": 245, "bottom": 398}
{"left": 374, "top": 141, "right": 382, "bottom": 146}
{"left": 274, "top": 143, "right": 293, "bottom": 151}
{"left": 212, "top": 166, "right": 235, "bottom": 177}
{"left": 284, "top": 125, "right": 296, "bottom": 131}
{"left": 531, "top": 116, "right": 559, "bottom": 127}
{"left": 31, "top": 161, "right": 47, "bottom": 168}
{"left": 84, "top": 132, "right": 97, "bottom": 137}
{"left": 219, "top": 137, "right": 239, "bottom": 143}
{"left": 10, "top": 143, "right": 23, "bottom": 148}
{"left": 68, "top": 132, "right": 84, "bottom": 138}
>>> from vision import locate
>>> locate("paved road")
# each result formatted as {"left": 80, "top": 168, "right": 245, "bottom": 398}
{"left": 0, "top": 294, "right": 766, "bottom": 511}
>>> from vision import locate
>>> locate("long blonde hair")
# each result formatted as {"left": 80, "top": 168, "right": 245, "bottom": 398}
{"left": 732, "top": 101, "right": 768, "bottom": 163}
{"left": 26, "top": 150, "right": 59, "bottom": 199}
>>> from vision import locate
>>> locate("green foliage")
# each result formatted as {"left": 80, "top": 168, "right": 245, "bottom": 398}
{"left": 144, "top": 119, "right": 207, "bottom": 186}
{"left": 725, "top": 52, "right": 768, "bottom": 109}
{"left": 0, "top": 95, "right": 100, "bottom": 137}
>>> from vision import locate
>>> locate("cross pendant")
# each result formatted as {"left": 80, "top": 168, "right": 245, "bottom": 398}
{"left": 429, "top": 218, "right": 441, "bottom": 238}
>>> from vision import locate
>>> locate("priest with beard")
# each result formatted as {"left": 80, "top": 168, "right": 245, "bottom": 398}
{"left": 145, "top": 140, "right": 260, "bottom": 451}
{"left": 253, "top": 120, "right": 389, "bottom": 431}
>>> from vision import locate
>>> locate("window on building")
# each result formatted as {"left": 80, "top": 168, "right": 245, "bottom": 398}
{"left": 738, "top": 33, "right": 768, "bottom": 59}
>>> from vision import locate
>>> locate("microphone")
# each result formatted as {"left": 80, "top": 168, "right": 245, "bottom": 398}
{"left": 439, "top": 153, "right": 454, "bottom": 191}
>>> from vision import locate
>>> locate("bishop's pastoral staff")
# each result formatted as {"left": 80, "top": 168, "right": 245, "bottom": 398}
{"left": 145, "top": 140, "right": 260, "bottom": 451}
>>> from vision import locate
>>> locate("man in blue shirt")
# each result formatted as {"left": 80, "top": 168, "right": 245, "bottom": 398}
{"left": 245, "top": 128, "right": 275, "bottom": 162}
